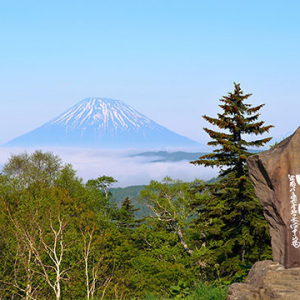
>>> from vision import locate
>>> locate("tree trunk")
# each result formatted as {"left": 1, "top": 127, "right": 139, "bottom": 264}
{"left": 176, "top": 226, "right": 193, "bottom": 255}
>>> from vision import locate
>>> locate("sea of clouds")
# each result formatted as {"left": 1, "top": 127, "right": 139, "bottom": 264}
{"left": 0, "top": 147, "right": 218, "bottom": 187}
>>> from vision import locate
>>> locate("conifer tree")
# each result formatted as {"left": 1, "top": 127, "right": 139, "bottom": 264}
{"left": 118, "top": 197, "right": 141, "bottom": 229}
{"left": 191, "top": 83, "right": 273, "bottom": 280}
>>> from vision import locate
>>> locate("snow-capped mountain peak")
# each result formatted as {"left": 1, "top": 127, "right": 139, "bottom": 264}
{"left": 50, "top": 98, "right": 153, "bottom": 131}
{"left": 3, "top": 97, "right": 199, "bottom": 148}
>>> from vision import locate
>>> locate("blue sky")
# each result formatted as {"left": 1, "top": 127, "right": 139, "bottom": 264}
{"left": 0, "top": 0, "right": 299, "bottom": 145}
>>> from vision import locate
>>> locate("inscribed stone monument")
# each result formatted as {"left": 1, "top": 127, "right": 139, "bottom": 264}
{"left": 247, "top": 127, "right": 300, "bottom": 268}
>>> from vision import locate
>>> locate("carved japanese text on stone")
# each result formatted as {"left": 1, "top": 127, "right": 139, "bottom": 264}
{"left": 288, "top": 174, "right": 300, "bottom": 249}
{"left": 247, "top": 127, "right": 300, "bottom": 268}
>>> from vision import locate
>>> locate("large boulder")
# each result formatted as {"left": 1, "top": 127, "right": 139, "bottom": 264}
{"left": 227, "top": 260, "right": 300, "bottom": 300}
{"left": 247, "top": 127, "right": 300, "bottom": 268}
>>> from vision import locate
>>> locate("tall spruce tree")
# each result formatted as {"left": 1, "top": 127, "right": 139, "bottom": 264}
{"left": 117, "top": 197, "right": 141, "bottom": 230}
{"left": 191, "top": 83, "right": 273, "bottom": 281}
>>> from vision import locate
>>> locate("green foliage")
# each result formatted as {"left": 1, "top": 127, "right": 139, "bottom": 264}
{"left": 86, "top": 175, "right": 118, "bottom": 200}
{"left": 0, "top": 85, "right": 278, "bottom": 299}
{"left": 2, "top": 150, "right": 62, "bottom": 188}
{"left": 0, "top": 151, "right": 208, "bottom": 299}
{"left": 191, "top": 83, "right": 273, "bottom": 175}
{"left": 191, "top": 83, "right": 273, "bottom": 281}
{"left": 116, "top": 197, "right": 143, "bottom": 230}
{"left": 169, "top": 281, "right": 191, "bottom": 299}
{"left": 140, "top": 177, "right": 197, "bottom": 226}
{"left": 0, "top": 128, "right": 273, "bottom": 299}
{"left": 140, "top": 177, "right": 205, "bottom": 256}
{"left": 0, "top": 151, "right": 119, "bottom": 299}
{"left": 111, "top": 185, "right": 153, "bottom": 219}
{"left": 189, "top": 282, "right": 228, "bottom": 300}
{"left": 269, "top": 141, "right": 283, "bottom": 149}
{"left": 144, "top": 282, "right": 228, "bottom": 300}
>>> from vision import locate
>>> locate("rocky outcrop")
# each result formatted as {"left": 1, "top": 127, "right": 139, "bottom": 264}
{"left": 227, "top": 260, "right": 300, "bottom": 300}
{"left": 247, "top": 127, "right": 300, "bottom": 269}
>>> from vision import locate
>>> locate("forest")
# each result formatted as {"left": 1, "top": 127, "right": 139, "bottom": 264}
{"left": 0, "top": 84, "right": 273, "bottom": 299}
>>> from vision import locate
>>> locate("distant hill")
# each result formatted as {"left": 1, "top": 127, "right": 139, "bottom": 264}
{"left": 131, "top": 150, "right": 265, "bottom": 163}
{"left": 3, "top": 98, "right": 201, "bottom": 149}
{"left": 110, "top": 175, "right": 219, "bottom": 219}
{"left": 110, "top": 185, "right": 151, "bottom": 219}
{"left": 131, "top": 151, "right": 207, "bottom": 162}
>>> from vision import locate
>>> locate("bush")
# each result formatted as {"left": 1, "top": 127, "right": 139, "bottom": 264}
{"left": 144, "top": 282, "right": 228, "bottom": 300}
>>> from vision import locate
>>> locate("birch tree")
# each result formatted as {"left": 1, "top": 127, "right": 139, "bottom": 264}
{"left": 0, "top": 151, "right": 80, "bottom": 299}
{"left": 140, "top": 177, "right": 202, "bottom": 256}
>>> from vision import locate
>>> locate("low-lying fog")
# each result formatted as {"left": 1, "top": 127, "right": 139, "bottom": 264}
{"left": 0, "top": 147, "right": 218, "bottom": 187}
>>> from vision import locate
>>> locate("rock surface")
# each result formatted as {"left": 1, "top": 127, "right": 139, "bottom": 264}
{"left": 227, "top": 260, "right": 300, "bottom": 300}
{"left": 247, "top": 127, "right": 300, "bottom": 269}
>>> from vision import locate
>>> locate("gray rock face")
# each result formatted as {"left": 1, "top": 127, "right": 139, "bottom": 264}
{"left": 227, "top": 260, "right": 300, "bottom": 300}
{"left": 247, "top": 127, "right": 300, "bottom": 269}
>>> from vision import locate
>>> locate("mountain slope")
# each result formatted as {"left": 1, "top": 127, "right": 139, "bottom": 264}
{"left": 3, "top": 98, "right": 199, "bottom": 148}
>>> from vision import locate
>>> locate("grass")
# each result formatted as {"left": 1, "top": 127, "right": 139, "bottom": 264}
{"left": 143, "top": 282, "right": 228, "bottom": 300}
{"left": 187, "top": 282, "right": 228, "bottom": 300}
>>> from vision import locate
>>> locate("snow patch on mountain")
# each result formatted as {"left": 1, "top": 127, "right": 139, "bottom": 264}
{"left": 51, "top": 98, "right": 154, "bottom": 131}
{"left": 3, "top": 98, "right": 200, "bottom": 149}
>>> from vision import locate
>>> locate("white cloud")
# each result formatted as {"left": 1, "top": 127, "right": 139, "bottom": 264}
{"left": 0, "top": 147, "right": 218, "bottom": 187}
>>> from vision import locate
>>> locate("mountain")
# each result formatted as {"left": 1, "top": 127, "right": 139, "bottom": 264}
{"left": 3, "top": 98, "right": 200, "bottom": 148}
